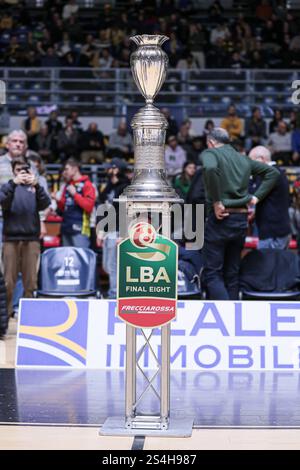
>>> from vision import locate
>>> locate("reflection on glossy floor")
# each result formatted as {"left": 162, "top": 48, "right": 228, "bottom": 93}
{"left": 0, "top": 318, "right": 17, "bottom": 368}
{"left": 1, "top": 368, "right": 300, "bottom": 427}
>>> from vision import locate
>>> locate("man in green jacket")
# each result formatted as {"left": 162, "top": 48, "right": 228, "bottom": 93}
{"left": 201, "top": 128, "right": 279, "bottom": 300}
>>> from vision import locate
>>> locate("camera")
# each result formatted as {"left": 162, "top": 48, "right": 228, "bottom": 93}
{"left": 20, "top": 164, "right": 31, "bottom": 174}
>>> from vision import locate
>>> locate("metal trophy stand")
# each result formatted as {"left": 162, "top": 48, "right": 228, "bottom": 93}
{"left": 100, "top": 35, "right": 194, "bottom": 437}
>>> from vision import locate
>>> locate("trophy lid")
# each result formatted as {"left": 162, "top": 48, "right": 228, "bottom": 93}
{"left": 130, "top": 35, "right": 169, "bottom": 47}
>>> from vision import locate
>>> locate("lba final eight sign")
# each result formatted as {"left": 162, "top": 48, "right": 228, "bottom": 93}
{"left": 117, "top": 222, "right": 178, "bottom": 328}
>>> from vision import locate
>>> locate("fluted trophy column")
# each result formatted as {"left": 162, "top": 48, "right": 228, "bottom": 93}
{"left": 122, "top": 35, "right": 179, "bottom": 200}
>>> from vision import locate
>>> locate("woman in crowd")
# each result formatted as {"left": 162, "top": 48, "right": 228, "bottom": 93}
{"left": 173, "top": 161, "right": 196, "bottom": 202}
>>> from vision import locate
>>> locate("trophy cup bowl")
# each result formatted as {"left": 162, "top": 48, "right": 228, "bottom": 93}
{"left": 130, "top": 35, "right": 169, "bottom": 104}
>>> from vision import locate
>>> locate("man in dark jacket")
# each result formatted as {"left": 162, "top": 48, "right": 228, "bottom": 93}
{"left": 245, "top": 107, "right": 267, "bottom": 151}
{"left": 0, "top": 157, "right": 51, "bottom": 316}
{"left": 249, "top": 145, "right": 291, "bottom": 248}
{"left": 97, "top": 157, "right": 129, "bottom": 298}
{"left": 201, "top": 128, "right": 279, "bottom": 300}
{"left": 57, "top": 117, "right": 80, "bottom": 162}
{"left": 80, "top": 122, "right": 106, "bottom": 163}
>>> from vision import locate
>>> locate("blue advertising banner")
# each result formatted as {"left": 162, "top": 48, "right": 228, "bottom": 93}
{"left": 16, "top": 299, "right": 89, "bottom": 367}
{"left": 15, "top": 299, "right": 300, "bottom": 370}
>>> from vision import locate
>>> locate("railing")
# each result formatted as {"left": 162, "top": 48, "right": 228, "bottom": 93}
{"left": 45, "top": 163, "right": 110, "bottom": 192}
{"left": 44, "top": 163, "right": 300, "bottom": 195}
{"left": 23, "top": 1, "right": 232, "bottom": 10}
{"left": 0, "top": 68, "right": 299, "bottom": 117}
{"left": 25, "top": 0, "right": 116, "bottom": 7}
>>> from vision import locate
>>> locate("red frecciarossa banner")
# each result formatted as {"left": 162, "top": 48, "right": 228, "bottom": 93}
{"left": 118, "top": 297, "right": 176, "bottom": 328}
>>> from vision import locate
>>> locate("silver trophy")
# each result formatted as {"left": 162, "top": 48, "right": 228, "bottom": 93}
{"left": 101, "top": 34, "right": 194, "bottom": 436}
{"left": 122, "top": 35, "right": 179, "bottom": 200}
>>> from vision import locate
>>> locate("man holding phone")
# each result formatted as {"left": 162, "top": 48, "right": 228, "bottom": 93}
{"left": 0, "top": 157, "right": 51, "bottom": 316}
{"left": 0, "top": 129, "right": 49, "bottom": 321}
{"left": 56, "top": 158, "right": 96, "bottom": 248}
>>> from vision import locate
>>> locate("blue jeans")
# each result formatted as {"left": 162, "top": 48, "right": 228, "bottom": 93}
{"left": 13, "top": 273, "right": 23, "bottom": 312}
{"left": 202, "top": 213, "right": 248, "bottom": 300}
{"left": 62, "top": 233, "right": 90, "bottom": 248}
{"left": 0, "top": 218, "right": 3, "bottom": 269}
{"left": 102, "top": 233, "right": 118, "bottom": 299}
{"left": 258, "top": 235, "right": 290, "bottom": 250}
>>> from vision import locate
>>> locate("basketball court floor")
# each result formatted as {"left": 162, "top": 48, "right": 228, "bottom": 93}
{"left": 1, "top": 319, "right": 300, "bottom": 450}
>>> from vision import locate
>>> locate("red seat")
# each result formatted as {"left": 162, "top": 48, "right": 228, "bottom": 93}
{"left": 244, "top": 236, "right": 258, "bottom": 249}
{"left": 46, "top": 214, "right": 63, "bottom": 223}
{"left": 289, "top": 239, "right": 297, "bottom": 250}
{"left": 244, "top": 236, "right": 297, "bottom": 250}
{"left": 42, "top": 236, "right": 61, "bottom": 248}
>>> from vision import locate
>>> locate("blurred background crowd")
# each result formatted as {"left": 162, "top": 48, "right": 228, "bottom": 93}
{"left": 1, "top": 0, "right": 300, "bottom": 70}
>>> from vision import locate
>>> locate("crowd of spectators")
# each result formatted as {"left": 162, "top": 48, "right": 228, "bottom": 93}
{"left": 163, "top": 104, "right": 300, "bottom": 176}
{"left": 0, "top": 106, "right": 134, "bottom": 164}
{"left": 2, "top": 104, "right": 300, "bottom": 205}
{"left": 1, "top": 103, "right": 300, "bottom": 171}
{"left": 1, "top": 1, "right": 300, "bottom": 70}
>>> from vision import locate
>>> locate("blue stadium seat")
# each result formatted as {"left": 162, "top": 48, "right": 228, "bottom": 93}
{"left": 239, "top": 103, "right": 252, "bottom": 115}
{"left": 221, "top": 96, "right": 231, "bottom": 104}
{"left": 18, "top": 33, "right": 27, "bottom": 43}
{"left": 73, "top": 43, "right": 82, "bottom": 53}
{"left": 28, "top": 95, "right": 39, "bottom": 103}
{"left": 8, "top": 95, "right": 17, "bottom": 102}
{"left": 177, "top": 250, "right": 202, "bottom": 299}
{"left": 15, "top": 26, "right": 28, "bottom": 34}
{"left": 206, "top": 85, "right": 216, "bottom": 92}
{"left": 188, "top": 85, "right": 198, "bottom": 91}
{"left": 225, "top": 85, "right": 237, "bottom": 92}
{"left": 0, "top": 33, "right": 10, "bottom": 45}
{"left": 264, "top": 85, "right": 275, "bottom": 92}
{"left": 239, "top": 249, "right": 300, "bottom": 300}
{"left": 177, "top": 269, "right": 201, "bottom": 299}
{"left": 200, "top": 96, "right": 210, "bottom": 103}
{"left": 8, "top": 82, "right": 23, "bottom": 90}
{"left": 264, "top": 96, "right": 275, "bottom": 104}
{"left": 35, "top": 247, "right": 101, "bottom": 298}
{"left": 30, "top": 83, "right": 42, "bottom": 90}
